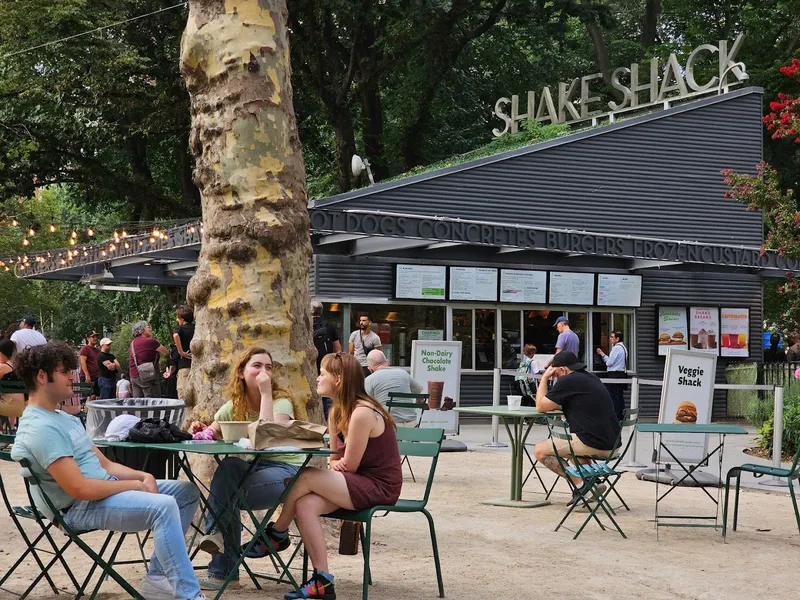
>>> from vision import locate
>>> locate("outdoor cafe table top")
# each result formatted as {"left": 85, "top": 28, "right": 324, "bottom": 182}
{"left": 95, "top": 439, "right": 336, "bottom": 457}
{"left": 636, "top": 423, "right": 748, "bottom": 435}
{"left": 453, "top": 406, "right": 560, "bottom": 418}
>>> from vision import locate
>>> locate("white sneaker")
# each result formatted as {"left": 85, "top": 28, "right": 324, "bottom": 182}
{"left": 139, "top": 574, "right": 174, "bottom": 600}
{"left": 199, "top": 530, "right": 224, "bottom": 555}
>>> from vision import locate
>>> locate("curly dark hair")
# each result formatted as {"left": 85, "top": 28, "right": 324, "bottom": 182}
{"left": 176, "top": 305, "right": 194, "bottom": 323}
{"left": 15, "top": 341, "right": 78, "bottom": 391}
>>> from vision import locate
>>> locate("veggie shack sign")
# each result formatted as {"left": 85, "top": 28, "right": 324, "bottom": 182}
{"left": 492, "top": 35, "right": 748, "bottom": 137}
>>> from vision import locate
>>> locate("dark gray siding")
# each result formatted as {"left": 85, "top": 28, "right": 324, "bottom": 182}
{"left": 316, "top": 255, "right": 393, "bottom": 298}
{"left": 319, "top": 89, "right": 763, "bottom": 246}
{"left": 637, "top": 271, "right": 763, "bottom": 419}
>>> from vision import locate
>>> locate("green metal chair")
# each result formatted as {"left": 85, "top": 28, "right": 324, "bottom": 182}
{"left": 722, "top": 441, "right": 800, "bottom": 538}
{"left": 386, "top": 392, "right": 429, "bottom": 482}
{"left": 545, "top": 416, "right": 627, "bottom": 539}
{"left": 14, "top": 455, "right": 148, "bottom": 599}
{"left": 318, "top": 427, "right": 445, "bottom": 600}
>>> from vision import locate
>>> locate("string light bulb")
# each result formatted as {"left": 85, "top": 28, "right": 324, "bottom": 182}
{"left": 11, "top": 219, "right": 18, "bottom": 227}
{"left": 69, "top": 238, "right": 76, "bottom": 245}
{"left": 87, "top": 227, "right": 95, "bottom": 237}
{"left": 49, "top": 224, "right": 56, "bottom": 232}
{"left": 28, "top": 228, "right": 35, "bottom": 236}
{"left": 121, "top": 230, "right": 128, "bottom": 237}
{"left": 22, "top": 238, "right": 29, "bottom": 246}
{"left": 71, "top": 230, "right": 77, "bottom": 239}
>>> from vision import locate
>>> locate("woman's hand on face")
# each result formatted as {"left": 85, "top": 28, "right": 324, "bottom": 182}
{"left": 190, "top": 421, "right": 207, "bottom": 434}
{"left": 256, "top": 370, "right": 272, "bottom": 396}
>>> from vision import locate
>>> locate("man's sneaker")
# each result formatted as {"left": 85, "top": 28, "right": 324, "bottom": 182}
{"left": 139, "top": 574, "right": 173, "bottom": 600}
{"left": 199, "top": 530, "right": 224, "bottom": 555}
{"left": 284, "top": 570, "right": 336, "bottom": 600}
{"left": 199, "top": 574, "right": 241, "bottom": 590}
{"left": 242, "top": 522, "right": 290, "bottom": 558}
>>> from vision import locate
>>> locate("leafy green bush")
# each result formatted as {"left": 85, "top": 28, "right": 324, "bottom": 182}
{"left": 754, "top": 385, "right": 800, "bottom": 456}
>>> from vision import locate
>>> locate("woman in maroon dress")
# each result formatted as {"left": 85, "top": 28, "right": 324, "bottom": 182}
{"left": 265, "top": 352, "right": 402, "bottom": 600}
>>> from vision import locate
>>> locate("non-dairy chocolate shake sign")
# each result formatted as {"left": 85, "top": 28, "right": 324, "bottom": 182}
{"left": 658, "top": 349, "right": 717, "bottom": 463}
{"left": 411, "top": 341, "right": 463, "bottom": 435}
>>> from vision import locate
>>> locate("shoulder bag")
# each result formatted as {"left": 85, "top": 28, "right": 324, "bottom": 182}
{"left": 131, "top": 340, "right": 157, "bottom": 383}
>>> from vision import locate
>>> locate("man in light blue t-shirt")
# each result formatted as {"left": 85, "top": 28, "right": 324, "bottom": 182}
{"left": 11, "top": 341, "right": 206, "bottom": 600}
{"left": 548, "top": 316, "right": 580, "bottom": 367}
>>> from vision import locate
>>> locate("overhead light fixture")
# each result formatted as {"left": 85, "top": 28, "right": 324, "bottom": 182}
{"left": 89, "top": 283, "right": 141, "bottom": 293}
{"left": 351, "top": 154, "right": 375, "bottom": 185}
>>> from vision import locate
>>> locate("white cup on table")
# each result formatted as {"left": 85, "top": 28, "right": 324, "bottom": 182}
{"left": 507, "top": 395, "right": 522, "bottom": 411}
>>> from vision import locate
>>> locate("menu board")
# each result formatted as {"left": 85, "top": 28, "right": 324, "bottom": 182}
{"left": 657, "top": 306, "right": 689, "bottom": 356}
{"left": 720, "top": 308, "right": 750, "bottom": 358}
{"left": 548, "top": 272, "right": 594, "bottom": 305}
{"left": 596, "top": 274, "right": 642, "bottom": 307}
{"left": 449, "top": 267, "right": 498, "bottom": 301}
{"left": 689, "top": 306, "right": 720, "bottom": 355}
{"left": 500, "top": 269, "right": 547, "bottom": 303}
{"left": 395, "top": 264, "right": 446, "bottom": 300}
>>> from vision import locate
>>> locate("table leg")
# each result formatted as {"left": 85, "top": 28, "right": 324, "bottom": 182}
{"left": 480, "top": 417, "right": 550, "bottom": 509}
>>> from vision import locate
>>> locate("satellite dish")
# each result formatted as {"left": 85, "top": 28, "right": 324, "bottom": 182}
{"left": 351, "top": 154, "right": 366, "bottom": 177}
{"left": 351, "top": 154, "right": 375, "bottom": 185}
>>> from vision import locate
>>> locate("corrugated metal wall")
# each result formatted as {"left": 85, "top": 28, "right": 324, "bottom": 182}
{"left": 316, "top": 255, "right": 393, "bottom": 298}
{"left": 638, "top": 270, "right": 763, "bottom": 418}
{"left": 320, "top": 90, "right": 763, "bottom": 247}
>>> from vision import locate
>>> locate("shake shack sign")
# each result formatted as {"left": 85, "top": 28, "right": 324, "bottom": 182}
{"left": 309, "top": 208, "right": 800, "bottom": 272}
{"left": 493, "top": 35, "right": 748, "bottom": 137}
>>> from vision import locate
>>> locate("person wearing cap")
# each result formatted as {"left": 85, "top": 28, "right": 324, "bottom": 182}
{"left": 97, "top": 337, "right": 120, "bottom": 399}
{"left": 10, "top": 315, "right": 47, "bottom": 353}
{"left": 79, "top": 331, "right": 101, "bottom": 397}
{"left": 532, "top": 351, "right": 621, "bottom": 506}
{"left": 553, "top": 316, "right": 580, "bottom": 357}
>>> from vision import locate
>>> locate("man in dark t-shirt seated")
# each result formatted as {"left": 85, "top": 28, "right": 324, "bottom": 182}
{"left": 533, "top": 351, "right": 621, "bottom": 505}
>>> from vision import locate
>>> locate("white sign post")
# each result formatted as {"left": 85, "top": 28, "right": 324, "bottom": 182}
{"left": 410, "top": 341, "right": 462, "bottom": 435}
{"left": 658, "top": 349, "right": 717, "bottom": 463}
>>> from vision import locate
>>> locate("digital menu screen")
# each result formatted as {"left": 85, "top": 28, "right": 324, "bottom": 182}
{"left": 394, "top": 264, "right": 446, "bottom": 300}
{"left": 449, "top": 267, "right": 498, "bottom": 301}
{"left": 548, "top": 272, "right": 594, "bottom": 305}
{"left": 596, "top": 274, "right": 642, "bottom": 307}
{"left": 500, "top": 269, "right": 547, "bottom": 303}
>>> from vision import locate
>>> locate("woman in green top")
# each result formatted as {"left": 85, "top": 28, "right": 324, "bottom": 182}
{"left": 189, "top": 347, "right": 308, "bottom": 587}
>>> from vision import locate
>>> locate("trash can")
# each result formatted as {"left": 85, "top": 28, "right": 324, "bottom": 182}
{"left": 87, "top": 398, "right": 186, "bottom": 479}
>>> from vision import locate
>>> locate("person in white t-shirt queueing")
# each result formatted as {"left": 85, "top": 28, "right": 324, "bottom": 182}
{"left": 116, "top": 374, "right": 132, "bottom": 399}
{"left": 10, "top": 315, "right": 47, "bottom": 353}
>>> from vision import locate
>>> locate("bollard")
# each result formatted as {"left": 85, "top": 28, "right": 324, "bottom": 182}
{"left": 481, "top": 368, "right": 508, "bottom": 448}
{"left": 622, "top": 377, "right": 647, "bottom": 468}
{"left": 761, "top": 385, "right": 788, "bottom": 487}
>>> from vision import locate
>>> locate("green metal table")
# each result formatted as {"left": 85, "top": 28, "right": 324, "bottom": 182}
{"left": 636, "top": 423, "right": 748, "bottom": 534}
{"left": 96, "top": 440, "right": 334, "bottom": 597}
{"left": 454, "top": 406, "right": 557, "bottom": 508}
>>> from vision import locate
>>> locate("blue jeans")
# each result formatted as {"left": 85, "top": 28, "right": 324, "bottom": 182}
{"left": 64, "top": 479, "right": 201, "bottom": 600}
{"left": 98, "top": 377, "right": 116, "bottom": 399}
{"left": 206, "top": 457, "right": 299, "bottom": 579}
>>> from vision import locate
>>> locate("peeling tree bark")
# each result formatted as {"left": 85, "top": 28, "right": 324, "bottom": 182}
{"left": 180, "top": 0, "right": 321, "bottom": 447}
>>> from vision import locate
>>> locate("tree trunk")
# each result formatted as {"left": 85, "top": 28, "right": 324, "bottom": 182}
{"left": 180, "top": 0, "right": 321, "bottom": 457}
{"left": 585, "top": 19, "right": 612, "bottom": 84}
{"left": 360, "top": 82, "right": 384, "bottom": 181}
{"left": 331, "top": 111, "right": 357, "bottom": 192}
{"left": 641, "top": 0, "right": 660, "bottom": 48}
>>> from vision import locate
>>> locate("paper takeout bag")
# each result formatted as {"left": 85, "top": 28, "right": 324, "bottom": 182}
{"left": 248, "top": 419, "right": 327, "bottom": 450}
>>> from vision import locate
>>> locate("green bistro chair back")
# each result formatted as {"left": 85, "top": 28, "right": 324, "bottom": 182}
{"left": 386, "top": 392, "right": 430, "bottom": 482}
{"left": 320, "top": 426, "right": 445, "bottom": 600}
{"left": 545, "top": 416, "right": 627, "bottom": 539}
{"left": 723, "top": 439, "right": 800, "bottom": 537}
{"left": 15, "top": 457, "right": 148, "bottom": 599}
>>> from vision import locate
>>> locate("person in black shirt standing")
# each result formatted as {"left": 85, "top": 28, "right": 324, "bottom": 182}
{"left": 311, "top": 300, "right": 341, "bottom": 421}
{"left": 97, "top": 337, "right": 121, "bottom": 399}
{"left": 533, "top": 351, "right": 621, "bottom": 504}
{"left": 173, "top": 305, "right": 195, "bottom": 402}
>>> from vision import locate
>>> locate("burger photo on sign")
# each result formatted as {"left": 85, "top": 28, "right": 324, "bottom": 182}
{"left": 674, "top": 401, "right": 698, "bottom": 424}
{"left": 671, "top": 331, "right": 684, "bottom": 344}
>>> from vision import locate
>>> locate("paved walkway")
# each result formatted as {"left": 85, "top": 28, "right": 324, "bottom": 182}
{"left": 450, "top": 419, "right": 793, "bottom": 493}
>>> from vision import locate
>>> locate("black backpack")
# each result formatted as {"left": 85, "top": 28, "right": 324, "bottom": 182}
{"left": 313, "top": 318, "right": 334, "bottom": 356}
